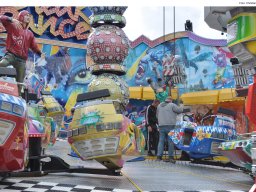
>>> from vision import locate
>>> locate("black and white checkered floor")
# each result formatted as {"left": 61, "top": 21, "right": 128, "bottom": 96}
{"left": 0, "top": 178, "right": 247, "bottom": 192}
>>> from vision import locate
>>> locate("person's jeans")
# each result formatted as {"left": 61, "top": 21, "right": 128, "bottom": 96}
{"left": 157, "top": 125, "right": 176, "bottom": 158}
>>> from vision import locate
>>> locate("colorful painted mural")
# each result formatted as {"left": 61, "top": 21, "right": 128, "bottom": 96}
{"left": 124, "top": 34, "right": 237, "bottom": 94}
{"left": 26, "top": 46, "right": 93, "bottom": 106}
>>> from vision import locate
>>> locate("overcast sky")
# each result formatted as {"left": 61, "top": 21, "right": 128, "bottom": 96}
{"left": 123, "top": 6, "right": 226, "bottom": 41}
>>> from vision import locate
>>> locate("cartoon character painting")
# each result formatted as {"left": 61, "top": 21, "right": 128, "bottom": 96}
{"left": 25, "top": 46, "right": 93, "bottom": 106}
{"left": 212, "top": 52, "right": 228, "bottom": 86}
{"left": 24, "top": 73, "right": 46, "bottom": 97}
{"left": 212, "top": 47, "right": 234, "bottom": 88}
{"left": 177, "top": 39, "right": 199, "bottom": 74}
{"left": 36, "top": 47, "right": 71, "bottom": 85}
{"left": 134, "top": 50, "right": 163, "bottom": 86}
{"left": 162, "top": 53, "right": 176, "bottom": 77}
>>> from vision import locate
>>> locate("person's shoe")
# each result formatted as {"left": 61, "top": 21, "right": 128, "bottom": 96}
{"left": 147, "top": 151, "right": 154, "bottom": 156}
{"left": 156, "top": 156, "right": 162, "bottom": 161}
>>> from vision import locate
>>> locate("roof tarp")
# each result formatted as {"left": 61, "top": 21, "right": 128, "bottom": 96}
{"left": 142, "top": 87, "right": 155, "bottom": 100}
{"left": 180, "top": 88, "right": 245, "bottom": 105}
{"left": 171, "top": 88, "right": 178, "bottom": 100}
{"left": 180, "top": 90, "right": 219, "bottom": 105}
{"left": 218, "top": 88, "right": 245, "bottom": 102}
{"left": 129, "top": 87, "right": 143, "bottom": 99}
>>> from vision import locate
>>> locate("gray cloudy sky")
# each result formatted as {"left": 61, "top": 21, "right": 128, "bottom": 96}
{"left": 123, "top": 6, "right": 226, "bottom": 41}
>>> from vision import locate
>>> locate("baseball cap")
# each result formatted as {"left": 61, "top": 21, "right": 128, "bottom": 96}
{"left": 165, "top": 96, "right": 173, "bottom": 102}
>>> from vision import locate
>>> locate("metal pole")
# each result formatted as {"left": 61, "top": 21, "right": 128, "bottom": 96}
{"left": 163, "top": 6, "right": 166, "bottom": 86}
{"left": 163, "top": 6, "right": 165, "bottom": 42}
{"left": 173, "top": 6, "right": 175, "bottom": 56}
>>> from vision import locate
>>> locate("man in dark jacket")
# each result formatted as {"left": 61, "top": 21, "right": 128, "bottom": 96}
{"left": 145, "top": 99, "right": 160, "bottom": 156}
{"left": 0, "top": 10, "right": 45, "bottom": 94}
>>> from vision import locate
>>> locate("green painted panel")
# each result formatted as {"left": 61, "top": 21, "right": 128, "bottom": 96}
{"left": 228, "top": 14, "right": 256, "bottom": 46}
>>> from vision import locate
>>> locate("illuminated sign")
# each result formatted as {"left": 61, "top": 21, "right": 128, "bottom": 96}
{"left": 227, "top": 21, "right": 238, "bottom": 44}
{"left": 0, "top": 7, "right": 91, "bottom": 40}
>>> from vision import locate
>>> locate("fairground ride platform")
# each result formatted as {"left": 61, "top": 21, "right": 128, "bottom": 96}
{"left": 0, "top": 139, "right": 252, "bottom": 192}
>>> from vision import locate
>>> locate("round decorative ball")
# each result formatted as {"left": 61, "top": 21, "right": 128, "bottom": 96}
{"left": 90, "top": 14, "right": 126, "bottom": 28}
{"left": 89, "top": 6, "right": 127, "bottom": 16}
{"left": 88, "top": 73, "right": 129, "bottom": 105}
{"left": 87, "top": 25, "right": 130, "bottom": 64}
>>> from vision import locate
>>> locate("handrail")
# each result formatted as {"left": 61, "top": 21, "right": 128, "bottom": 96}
{"left": 16, "top": 82, "right": 27, "bottom": 87}
{"left": 237, "top": 132, "right": 253, "bottom": 138}
{"left": 200, "top": 115, "right": 216, "bottom": 125}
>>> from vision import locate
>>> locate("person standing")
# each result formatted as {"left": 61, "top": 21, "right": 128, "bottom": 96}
{"left": 145, "top": 99, "right": 160, "bottom": 156}
{"left": 0, "top": 10, "right": 45, "bottom": 94}
{"left": 156, "top": 96, "right": 183, "bottom": 163}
